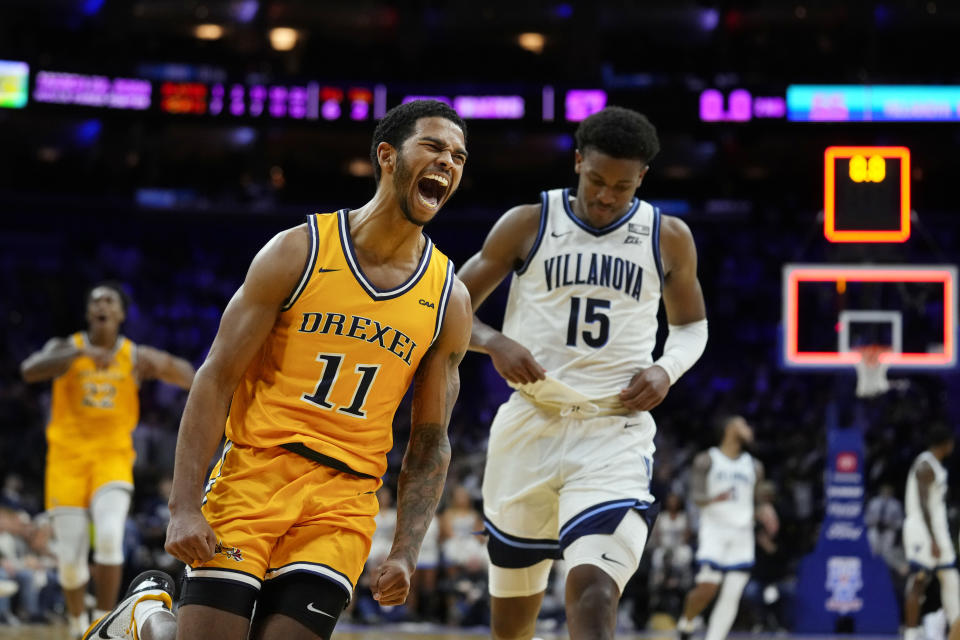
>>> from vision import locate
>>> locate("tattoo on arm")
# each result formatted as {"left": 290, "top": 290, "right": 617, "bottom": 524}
{"left": 690, "top": 453, "right": 711, "bottom": 506}
{"left": 442, "top": 350, "right": 463, "bottom": 423}
{"left": 392, "top": 423, "right": 451, "bottom": 568}
{"left": 390, "top": 349, "right": 461, "bottom": 568}
{"left": 754, "top": 460, "right": 765, "bottom": 506}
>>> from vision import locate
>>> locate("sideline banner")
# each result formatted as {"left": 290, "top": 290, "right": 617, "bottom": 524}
{"left": 794, "top": 402, "right": 899, "bottom": 633}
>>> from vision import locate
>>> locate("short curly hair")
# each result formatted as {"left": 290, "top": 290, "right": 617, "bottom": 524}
{"left": 85, "top": 281, "right": 131, "bottom": 314}
{"left": 574, "top": 106, "right": 660, "bottom": 164}
{"left": 369, "top": 100, "right": 467, "bottom": 184}
{"left": 927, "top": 423, "right": 955, "bottom": 448}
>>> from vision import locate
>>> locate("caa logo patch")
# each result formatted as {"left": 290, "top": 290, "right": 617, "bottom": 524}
{"left": 418, "top": 299, "right": 435, "bottom": 308}
{"left": 835, "top": 452, "right": 858, "bottom": 473}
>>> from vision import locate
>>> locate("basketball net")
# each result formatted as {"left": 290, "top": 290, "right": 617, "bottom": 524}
{"left": 853, "top": 345, "right": 890, "bottom": 398}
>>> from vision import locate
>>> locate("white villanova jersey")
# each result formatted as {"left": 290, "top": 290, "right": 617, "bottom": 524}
{"left": 702, "top": 447, "right": 756, "bottom": 530}
{"left": 905, "top": 451, "right": 949, "bottom": 534}
{"left": 501, "top": 188, "right": 665, "bottom": 399}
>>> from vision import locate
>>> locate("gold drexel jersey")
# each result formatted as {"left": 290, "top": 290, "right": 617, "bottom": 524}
{"left": 226, "top": 210, "right": 456, "bottom": 478}
{"left": 47, "top": 332, "right": 140, "bottom": 451}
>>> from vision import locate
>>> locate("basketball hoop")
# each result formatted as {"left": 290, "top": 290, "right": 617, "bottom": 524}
{"left": 854, "top": 345, "right": 891, "bottom": 398}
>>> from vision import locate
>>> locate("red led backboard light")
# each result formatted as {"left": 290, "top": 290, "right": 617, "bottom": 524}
{"left": 783, "top": 265, "right": 956, "bottom": 368}
{"left": 824, "top": 146, "right": 911, "bottom": 243}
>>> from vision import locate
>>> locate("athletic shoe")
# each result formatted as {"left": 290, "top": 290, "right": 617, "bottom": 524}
{"left": 82, "top": 570, "right": 175, "bottom": 639}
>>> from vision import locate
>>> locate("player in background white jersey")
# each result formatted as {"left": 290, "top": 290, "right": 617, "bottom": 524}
{"left": 677, "top": 415, "right": 767, "bottom": 640}
{"left": 458, "top": 106, "right": 708, "bottom": 640}
{"left": 903, "top": 426, "right": 958, "bottom": 640}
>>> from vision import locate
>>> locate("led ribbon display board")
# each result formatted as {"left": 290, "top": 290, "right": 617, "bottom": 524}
{"left": 0, "top": 60, "right": 29, "bottom": 109}
{"left": 788, "top": 85, "right": 960, "bottom": 122}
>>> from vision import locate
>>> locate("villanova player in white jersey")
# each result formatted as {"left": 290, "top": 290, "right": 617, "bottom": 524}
{"left": 903, "top": 427, "right": 958, "bottom": 640}
{"left": 458, "top": 106, "right": 708, "bottom": 640}
{"left": 678, "top": 416, "right": 765, "bottom": 640}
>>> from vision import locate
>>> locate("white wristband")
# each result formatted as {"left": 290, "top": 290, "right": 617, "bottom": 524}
{"left": 653, "top": 319, "right": 708, "bottom": 385}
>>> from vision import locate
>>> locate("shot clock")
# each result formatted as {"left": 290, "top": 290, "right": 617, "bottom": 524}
{"left": 823, "top": 146, "right": 911, "bottom": 243}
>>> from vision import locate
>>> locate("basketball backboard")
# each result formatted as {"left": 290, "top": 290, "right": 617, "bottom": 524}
{"left": 782, "top": 264, "right": 957, "bottom": 369}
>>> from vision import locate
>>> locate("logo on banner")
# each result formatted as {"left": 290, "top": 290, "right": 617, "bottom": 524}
{"left": 825, "top": 556, "right": 864, "bottom": 613}
{"left": 827, "top": 502, "right": 862, "bottom": 518}
{"left": 827, "top": 486, "right": 864, "bottom": 499}
{"left": 826, "top": 522, "right": 864, "bottom": 541}
{"left": 836, "top": 452, "right": 858, "bottom": 473}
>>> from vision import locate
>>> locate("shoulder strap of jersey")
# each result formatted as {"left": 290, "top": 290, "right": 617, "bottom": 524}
{"left": 281, "top": 213, "right": 323, "bottom": 311}
{"left": 430, "top": 257, "right": 456, "bottom": 346}
{"left": 652, "top": 205, "right": 665, "bottom": 287}
{"left": 515, "top": 191, "right": 550, "bottom": 276}
{"left": 120, "top": 336, "right": 136, "bottom": 361}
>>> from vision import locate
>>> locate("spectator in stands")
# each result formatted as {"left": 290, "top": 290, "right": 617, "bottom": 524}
{"left": 865, "top": 482, "right": 906, "bottom": 572}
{"left": 743, "top": 480, "right": 787, "bottom": 632}
{"left": 0, "top": 506, "right": 60, "bottom": 624}
{"left": 439, "top": 484, "right": 487, "bottom": 624}
{"left": 648, "top": 492, "right": 693, "bottom": 618}
{"left": 409, "top": 515, "right": 441, "bottom": 621}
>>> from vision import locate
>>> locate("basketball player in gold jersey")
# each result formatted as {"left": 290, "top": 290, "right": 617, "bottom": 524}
{"left": 83, "top": 99, "right": 473, "bottom": 640}
{"left": 20, "top": 283, "right": 195, "bottom": 638}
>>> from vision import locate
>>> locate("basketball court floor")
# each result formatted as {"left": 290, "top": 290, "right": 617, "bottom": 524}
{"left": 0, "top": 623, "right": 901, "bottom": 640}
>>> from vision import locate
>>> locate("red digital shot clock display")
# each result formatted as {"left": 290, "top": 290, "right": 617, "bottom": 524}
{"left": 823, "top": 146, "right": 911, "bottom": 243}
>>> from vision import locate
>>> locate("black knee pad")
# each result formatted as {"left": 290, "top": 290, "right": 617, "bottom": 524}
{"left": 179, "top": 574, "right": 259, "bottom": 620}
{"left": 253, "top": 573, "right": 350, "bottom": 638}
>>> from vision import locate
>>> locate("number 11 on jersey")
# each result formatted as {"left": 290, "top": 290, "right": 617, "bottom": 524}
{"left": 301, "top": 352, "right": 381, "bottom": 418}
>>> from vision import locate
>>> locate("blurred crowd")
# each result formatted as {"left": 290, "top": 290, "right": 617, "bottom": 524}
{"left": 1, "top": 204, "right": 958, "bottom": 631}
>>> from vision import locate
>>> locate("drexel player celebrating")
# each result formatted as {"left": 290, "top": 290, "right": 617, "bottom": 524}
{"left": 85, "top": 99, "right": 472, "bottom": 640}
{"left": 458, "top": 106, "right": 708, "bottom": 640}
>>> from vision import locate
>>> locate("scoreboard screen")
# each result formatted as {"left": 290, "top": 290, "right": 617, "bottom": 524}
{"left": 0, "top": 60, "right": 28, "bottom": 109}
{"left": 823, "top": 146, "right": 911, "bottom": 243}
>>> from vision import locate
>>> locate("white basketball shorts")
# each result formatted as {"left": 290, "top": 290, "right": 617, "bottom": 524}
{"left": 481, "top": 392, "right": 656, "bottom": 569}
{"left": 695, "top": 521, "right": 755, "bottom": 573}
{"left": 904, "top": 517, "right": 956, "bottom": 572}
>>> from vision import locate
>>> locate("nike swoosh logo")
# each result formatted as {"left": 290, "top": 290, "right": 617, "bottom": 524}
{"left": 317, "top": 267, "right": 340, "bottom": 273}
{"left": 601, "top": 552, "right": 626, "bottom": 567}
{"left": 306, "top": 602, "right": 336, "bottom": 618}
{"left": 624, "top": 422, "right": 640, "bottom": 429}
{"left": 551, "top": 231, "right": 571, "bottom": 238}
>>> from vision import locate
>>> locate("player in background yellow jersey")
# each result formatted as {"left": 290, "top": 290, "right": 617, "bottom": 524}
{"left": 20, "top": 283, "right": 195, "bottom": 638}
{"left": 84, "top": 100, "right": 472, "bottom": 640}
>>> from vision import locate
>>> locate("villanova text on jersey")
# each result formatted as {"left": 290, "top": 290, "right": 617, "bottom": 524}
{"left": 711, "top": 469, "right": 755, "bottom": 486}
{"left": 543, "top": 252, "right": 645, "bottom": 301}
{"left": 500, "top": 188, "right": 665, "bottom": 398}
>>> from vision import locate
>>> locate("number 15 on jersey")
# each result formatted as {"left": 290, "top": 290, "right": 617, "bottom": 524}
{"left": 566, "top": 297, "right": 611, "bottom": 348}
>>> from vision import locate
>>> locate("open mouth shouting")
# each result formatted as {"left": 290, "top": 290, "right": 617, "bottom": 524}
{"left": 416, "top": 172, "right": 450, "bottom": 210}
